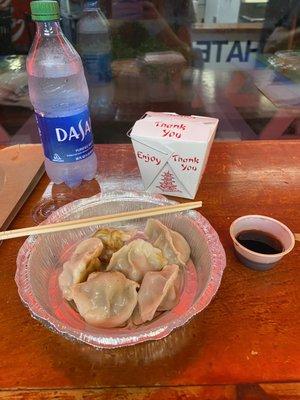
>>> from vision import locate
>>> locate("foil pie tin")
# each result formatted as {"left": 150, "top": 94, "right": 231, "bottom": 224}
{"left": 15, "top": 191, "right": 226, "bottom": 349}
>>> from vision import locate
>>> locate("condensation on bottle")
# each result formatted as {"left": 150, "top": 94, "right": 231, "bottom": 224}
{"left": 27, "top": 0, "right": 97, "bottom": 188}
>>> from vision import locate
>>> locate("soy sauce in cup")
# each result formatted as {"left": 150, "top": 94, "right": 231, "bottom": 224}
{"left": 230, "top": 215, "right": 295, "bottom": 271}
{"left": 236, "top": 230, "right": 283, "bottom": 255}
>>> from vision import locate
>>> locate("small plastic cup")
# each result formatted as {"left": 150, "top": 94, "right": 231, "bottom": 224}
{"left": 230, "top": 215, "right": 295, "bottom": 271}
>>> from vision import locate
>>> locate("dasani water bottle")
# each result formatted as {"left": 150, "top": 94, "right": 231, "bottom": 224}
{"left": 27, "top": 0, "right": 97, "bottom": 187}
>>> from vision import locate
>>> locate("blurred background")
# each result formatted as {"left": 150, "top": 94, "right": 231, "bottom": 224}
{"left": 0, "top": 0, "right": 299, "bottom": 144}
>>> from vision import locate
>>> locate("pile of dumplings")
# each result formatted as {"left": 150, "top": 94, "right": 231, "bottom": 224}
{"left": 58, "top": 219, "right": 191, "bottom": 328}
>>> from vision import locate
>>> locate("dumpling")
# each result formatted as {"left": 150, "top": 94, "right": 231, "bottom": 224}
{"left": 133, "top": 264, "right": 182, "bottom": 325}
{"left": 107, "top": 239, "right": 167, "bottom": 283}
{"left": 71, "top": 271, "right": 139, "bottom": 328}
{"left": 93, "top": 227, "right": 134, "bottom": 263}
{"left": 145, "top": 219, "right": 190, "bottom": 267}
{"left": 58, "top": 238, "right": 103, "bottom": 301}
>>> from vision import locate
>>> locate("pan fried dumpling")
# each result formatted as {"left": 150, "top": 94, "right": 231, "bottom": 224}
{"left": 145, "top": 219, "right": 190, "bottom": 267}
{"left": 59, "top": 238, "right": 103, "bottom": 301}
{"left": 93, "top": 227, "right": 134, "bottom": 263}
{"left": 107, "top": 239, "right": 167, "bottom": 283}
{"left": 72, "top": 271, "right": 139, "bottom": 328}
{"left": 133, "top": 264, "right": 181, "bottom": 325}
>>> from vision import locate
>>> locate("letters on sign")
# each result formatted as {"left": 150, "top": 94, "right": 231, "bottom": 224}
{"left": 194, "top": 40, "right": 258, "bottom": 64}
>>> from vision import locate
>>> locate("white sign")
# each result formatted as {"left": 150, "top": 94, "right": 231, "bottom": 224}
{"left": 193, "top": 39, "right": 259, "bottom": 69}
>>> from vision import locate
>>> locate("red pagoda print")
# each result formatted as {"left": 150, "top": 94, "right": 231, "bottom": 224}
{"left": 157, "top": 170, "right": 181, "bottom": 192}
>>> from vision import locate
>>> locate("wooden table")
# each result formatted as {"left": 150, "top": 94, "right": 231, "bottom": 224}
{"left": 0, "top": 142, "right": 299, "bottom": 399}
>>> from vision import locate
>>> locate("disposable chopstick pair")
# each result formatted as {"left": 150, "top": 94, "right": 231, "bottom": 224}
{"left": 0, "top": 201, "right": 202, "bottom": 241}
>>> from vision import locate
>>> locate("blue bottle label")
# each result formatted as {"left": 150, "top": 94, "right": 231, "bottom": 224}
{"left": 35, "top": 108, "right": 94, "bottom": 163}
{"left": 82, "top": 53, "right": 112, "bottom": 84}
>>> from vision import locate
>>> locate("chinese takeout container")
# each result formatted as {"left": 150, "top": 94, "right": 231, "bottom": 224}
{"left": 130, "top": 112, "right": 219, "bottom": 199}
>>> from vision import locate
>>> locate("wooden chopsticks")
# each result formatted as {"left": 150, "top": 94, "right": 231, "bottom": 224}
{"left": 0, "top": 201, "right": 202, "bottom": 241}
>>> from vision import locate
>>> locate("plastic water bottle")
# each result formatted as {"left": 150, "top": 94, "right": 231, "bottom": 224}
{"left": 27, "top": 0, "right": 97, "bottom": 188}
{"left": 77, "top": 0, "right": 114, "bottom": 118}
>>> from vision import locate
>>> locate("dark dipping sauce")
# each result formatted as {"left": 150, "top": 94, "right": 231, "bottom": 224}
{"left": 236, "top": 230, "right": 284, "bottom": 255}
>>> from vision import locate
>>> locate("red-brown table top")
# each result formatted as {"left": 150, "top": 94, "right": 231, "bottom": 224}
{"left": 0, "top": 141, "right": 299, "bottom": 400}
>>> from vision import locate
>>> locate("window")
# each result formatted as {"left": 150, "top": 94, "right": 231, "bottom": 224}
{"left": 0, "top": 0, "right": 299, "bottom": 143}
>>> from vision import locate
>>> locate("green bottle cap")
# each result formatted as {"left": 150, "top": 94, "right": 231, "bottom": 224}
{"left": 30, "top": 1, "right": 60, "bottom": 22}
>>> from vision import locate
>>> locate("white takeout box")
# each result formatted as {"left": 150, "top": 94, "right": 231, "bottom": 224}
{"left": 130, "top": 112, "right": 219, "bottom": 199}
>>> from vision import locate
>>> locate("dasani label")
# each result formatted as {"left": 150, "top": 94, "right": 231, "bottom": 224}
{"left": 35, "top": 107, "right": 94, "bottom": 163}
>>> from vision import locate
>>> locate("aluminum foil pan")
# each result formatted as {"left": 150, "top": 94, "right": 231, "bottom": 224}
{"left": 15, "top": 191, "right": 226, "bottom": 349}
